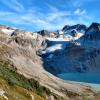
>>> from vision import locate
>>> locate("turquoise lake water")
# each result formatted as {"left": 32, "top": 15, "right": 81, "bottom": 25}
{"left": 58, "top": 73, "right": 100, "bottom": 91}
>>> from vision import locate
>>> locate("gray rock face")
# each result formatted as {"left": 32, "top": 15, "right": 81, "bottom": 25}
{"left": 37, "top": 30, "right": 50, "bottom": 37}
{"left": 62, "top": 24, "right": 87, "bottom": 33}
{"left": 43, "top": 45, "right": 100, "bottom": 75}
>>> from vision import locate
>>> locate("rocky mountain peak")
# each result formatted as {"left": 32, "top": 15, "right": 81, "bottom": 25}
{"left": 0, "top": 25, "right": 16, "bottom": 30}
{"left": 83, "top": 22, "right": 100, "bottom": 43}
{"left": 85, "top": 22, "right": 100, "bottom": 34}
{"left": 62, "top": 24, "right": 87, "bottom": 32}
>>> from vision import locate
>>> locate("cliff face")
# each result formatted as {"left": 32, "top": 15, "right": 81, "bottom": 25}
{"left": 43, "top": 44, "right": 100, "bottom": 75}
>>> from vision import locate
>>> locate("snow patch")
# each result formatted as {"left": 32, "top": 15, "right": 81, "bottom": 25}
{"left": 73, "top": 32, "right": 84, "bottom": 40}
{"left": 1, "top": 29, "right": 15, "bottom": 35}
{"left": 42, "top": 39, "right": 68, "bottom": 54}
{"left": 42, "top": 44, "right": 63, "bottom": 54}
{"left": 46, "top": 37, "right": 70, "bottom": 41}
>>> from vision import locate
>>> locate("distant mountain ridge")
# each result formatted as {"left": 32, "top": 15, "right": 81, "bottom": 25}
{"left": 62, "top": 24, "right": 87, "bottom": 32}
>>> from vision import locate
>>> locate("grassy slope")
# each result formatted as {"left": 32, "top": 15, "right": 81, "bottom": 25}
{"left": 0, "top": 76, "right": 45, "bottom": 100}
{"left": 0, "top": 60, "right": 64, "bottom": 100}
{"left": 0, "top": 61, "right": 47, "bottom": 100}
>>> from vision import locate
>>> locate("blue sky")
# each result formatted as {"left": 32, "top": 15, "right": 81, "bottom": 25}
{"left": 0, "top": 0, "right": 100, "bottom": 31}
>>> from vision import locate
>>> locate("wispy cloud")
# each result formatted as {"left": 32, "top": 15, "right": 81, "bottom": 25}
{"left": 0, "top": 0, "right": 92, "bottom": 31}
{"left": 46, "top": 5, "right": 71, "bottom": 22}
{"left": 0, "top": 0, "right": 24, "bottom": 12}
{"left": 74, "top": 8, "right": 86, "bottom": 15}
{"left": 69, "top": 0, "right": 95, "bottom": 7}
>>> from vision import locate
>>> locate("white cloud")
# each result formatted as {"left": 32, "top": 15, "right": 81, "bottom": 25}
{"left": 47, "top": 11, "right": 71, "bottom": 21}
{"left": 74, "top": 8, "right": 86, "bottom": 15}
{"left": 0, "top": 2, "right": 91, "bottom": 31}
{"left": 0, "top": 0, "right": 24, "bottom": 12}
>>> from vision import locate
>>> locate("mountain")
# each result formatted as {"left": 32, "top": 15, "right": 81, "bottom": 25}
{"left": 42, "top": 23, "right": 100, "bottom": 75}
{"left": 62, "top": 24, "right": 87, "bottom": 33}
{"left": 83, "top": 22, "right": 100, "bottom": 47}
{"left": 56, "top": 24, "right": 87, "bottom": 41}
{"left": 0, "top": 24, "right": 100, "bottom": 100}
{"left": 40, "top": 24, "right": 87, "bottom": 55}
{"left": 85, "top": 22, "right": 100, "bottom": 36}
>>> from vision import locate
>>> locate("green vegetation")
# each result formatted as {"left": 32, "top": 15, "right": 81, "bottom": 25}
{"left": 0, "top": 60, "right": 51, "bottom": 98}
{"left": 0, "top": 76, "right": 45, "bottom": 100}
{"left": 84, "top": 92, "right": 100, "bottom": 100}
{"left": 0, "top": 43, "right": 11, "bottom": 53}
{"left": 65, "top": 90, "right": 80, "bottom": 98}
{"left": 0, "top": 60, "right": 66, "bottom": 100}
